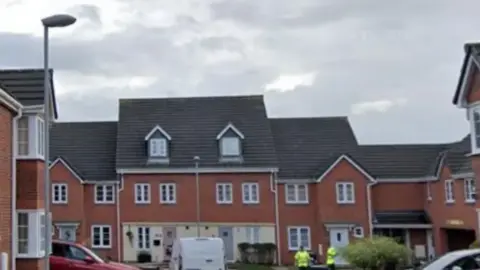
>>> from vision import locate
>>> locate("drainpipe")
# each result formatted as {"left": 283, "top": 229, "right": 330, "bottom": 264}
{"left": 367, "top": 182, "right": 376, "bottom": 238}
{"left": 269, "top": 170, "right": 281, "bottom": 265}
{"left": 11, "top": 110, "right": 22, "bottom": 270}
{"left": 116, "top": 174, "right": 125, "bottom": 261}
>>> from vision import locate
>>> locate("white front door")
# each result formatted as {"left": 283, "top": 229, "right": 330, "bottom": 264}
{"left": 329, "top": 228, "right": 349, "bottom": 265}
{"left": 58, "top": 226, "right": 76, "bottom": 242}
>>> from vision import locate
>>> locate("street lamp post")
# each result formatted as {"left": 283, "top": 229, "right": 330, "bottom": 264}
{"left": 41, "top": 14, "right": 76, "bottom": 270}
{"left": 194, "top": 156, "right": 201, "bottom": 237}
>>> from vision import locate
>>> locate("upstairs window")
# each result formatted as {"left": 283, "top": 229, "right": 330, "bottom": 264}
{"left": 135, "top": 183, "right": 151, "bottom": 204}
{"left": 336, "top": 182, "right": 355, "bottom": 204}
{"left": 470, "top": 107, "right": 480, "bottom": 153}
{"left": 445, "top": 180, "right": 455, "bottom": 203}
{"left": 52, "top": 183, "right": 68, "bottom": 204}
{"left": 464, "top": 178, "right": 476, "bottom": 203}
{"left": 285, "top": 184, "right": 308, "bottom": 204}
{"left": 160, "top": 183, "right": 176, "bottom": 204}
{"left": 149, "top": 138, "right": 168, "bottom": 158}
{"left": 37, "top": 118, "right": 45, "bottom": 157}
{"left": 242, "top": 183, "right": 259, "bottom": 204}
{"left": 221, "top": 137, "right": 241, "bottom": 157}
{"left": 18, "top": 117, "right": 29, "bottom": 155}
{"left": 216, "top": 183, "right": 233, "bottom": 204}
{"left": 95, "top": 184, "right": 115, "bottom": 204}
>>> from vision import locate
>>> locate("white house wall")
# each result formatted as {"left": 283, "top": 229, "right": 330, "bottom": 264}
{"left": 122, "top": 223, "right": 276, "bottom": 262}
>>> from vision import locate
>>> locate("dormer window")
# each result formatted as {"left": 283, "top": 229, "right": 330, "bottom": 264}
{"left": 150, "top": 138, "right": 167, "bottom": 157}
{"left": 216, "top": 123, "right": 245, "bottom": 161}
{"left": 221, "top": 137, "right": 240, "bottom": 156}
{"left": 144, "top": 125, "right": 172, "bottom": 162}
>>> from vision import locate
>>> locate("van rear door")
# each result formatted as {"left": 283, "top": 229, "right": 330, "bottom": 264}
{"left": 182, "top": 239, "right": 225, "bottom": 270}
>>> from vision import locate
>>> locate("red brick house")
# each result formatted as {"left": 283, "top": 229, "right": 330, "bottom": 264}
{"left": 0, "top": 69, "right": 58, "bottom": 270}
{"left": 46, "top": 93, "right": 478, "bottom": 266}
{"left": 3, "top": 42, "right": 480, "bottom": 269}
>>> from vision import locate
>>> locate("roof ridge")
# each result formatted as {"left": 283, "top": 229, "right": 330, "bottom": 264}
{"left": 119, "top": 94, "right": 264, "bottom": 101}
{"left": 269, "top": 116, "right": 348, "bottom": 120}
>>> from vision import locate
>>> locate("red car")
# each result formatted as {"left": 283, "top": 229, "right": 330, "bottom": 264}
{"left": 50, "top": 240, "right": 139, "bottom": 270}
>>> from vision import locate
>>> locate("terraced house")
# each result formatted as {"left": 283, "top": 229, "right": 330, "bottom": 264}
{"left": 0, "top": 69, "right": 58, "bottom": 270}
{"left": 2, "top": 41, "right": 480, "bottom": 270}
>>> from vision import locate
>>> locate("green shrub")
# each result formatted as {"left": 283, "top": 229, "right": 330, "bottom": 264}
{"left": 341, "top": 236, "right": 411, "bottom": 270}
{"left": 470, "top": 240, "right": 480, "bottom": 249}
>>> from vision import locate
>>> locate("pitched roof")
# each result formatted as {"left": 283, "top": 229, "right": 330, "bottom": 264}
{"left": 0, "top": 68, "right": 58, "bottom": 117}
{"left": 453, "top": 42, "right": 480, "bottom": 105}
{"left": 115, "top": 95, "right": 278, "bottom": 169}
{"left": 270, "top": 117, "right": 358, "bottom": 179}
{"left": 50, "top": 121, "right": 118, "bottom": 181}
{"left": 349, "top": 144, "right": 447, "bottom": 180}
{"left": 443, "top": 135, "right": 471, "bottom": 175}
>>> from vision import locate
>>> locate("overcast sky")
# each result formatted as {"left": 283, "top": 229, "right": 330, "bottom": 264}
{"left": 0, "top": 0, "right": 477, "bottom": 144}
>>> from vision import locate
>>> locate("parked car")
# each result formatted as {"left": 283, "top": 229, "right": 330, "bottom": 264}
{"left": 50, "top": 239, "right": 139, "bottom": 270}
{"left": 417, "top": 248, "right": 480, "bottom": 270}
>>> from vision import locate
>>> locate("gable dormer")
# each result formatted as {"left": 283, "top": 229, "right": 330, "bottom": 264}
{"left": 144, "top": 125, "right": 171, "bottom": 163}
{"left": 216, "top": 123, "right": 245, "bottom": 161}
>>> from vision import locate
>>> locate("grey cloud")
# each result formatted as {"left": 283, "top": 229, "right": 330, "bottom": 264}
{"left": 1, "top": 0, "right": 478, "bottom": 144}
{"left": 68, "top": 4, "right": 102, "bottom": 26}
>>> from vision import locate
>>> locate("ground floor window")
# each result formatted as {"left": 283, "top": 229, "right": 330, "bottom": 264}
{"left": 137, "top": 226, "right": 151, "bottom": 249}
{"left": 91, "top": 225, "right": 112, "bottom": 248}
{"left": 16, "top": 210, "right": 47, "bottom": 258}
{"left": 288, "top": 226, "right": 310, "bottom": 250}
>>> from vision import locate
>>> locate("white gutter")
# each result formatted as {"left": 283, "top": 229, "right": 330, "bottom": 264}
{"left": 116, "top": 174, "right": 125, "bottom": 261}
{"left": 11, "top": 110, "right": 22, "bottom": 270}
{"left": 0, "top": 88, "right": 22, "bottom": 113}
{"left": 366, "top": 182, "right": 376, "bottom": 238}
{"left": 269, "top": 170, "right": 281, "bottom": 265}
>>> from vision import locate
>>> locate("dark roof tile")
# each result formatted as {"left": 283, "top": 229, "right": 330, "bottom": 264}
{"left": 116, "top": 95, "right": 278, "bottom": 169}
{"left": 50, "top": 121, "right": 117, "bottom": 180}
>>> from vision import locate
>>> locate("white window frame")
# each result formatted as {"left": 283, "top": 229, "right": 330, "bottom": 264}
{"left": 94, "top": 184, "right": 115, "bottom": 204}
{"left": 285, "top": 184, "right": 309, "bottom": 204}
{"left": 220, "top": 137, "right": 241, "bottom": 157}
{"left": 149, "top": 138, "right": 168, "bottom": 158}
{"left": 445, "top": 179, "right": 455, "bottom": 203}
{"left": 245, "top": 227, "right": 260, "bottom": 244}
{"left": 336, "top": 182, "right": 355, "bottom": 204}
{"left": 16, "top": 209, "right": 47, "bottom": 258}
{"left": 135, "top": 183, "right": 151, "bottom": 204}
{"left": 52, "top": 183, "right": 68, "bottom": 204}
{"left": 37, "top": 117, "right": 45, "bottom": 157}
{"left": 353, "top": 226, "right": 364, "bottom": 238}
{"left": 469, "top": 105, "right": 480, "bottom": 154}
{"left": 17, "top": 116, "right": 29, "bottom": 156}
{"left": 287, "top": 226, "right": 311, "bottom": 251}
{"left": 160, "top": 183, "right": 176, "bottom": 204}
{"left": 242, "top": 183, "right": 259, "bottom": 204}
{"left": 465, "top": 178, "right": 476, "bottom": 203}
{"left": 91, "top": 225, "right": 112, "bottom": 249}
{"left": 216, "top": 183, "right": 233, "bottom": 204}
{"left": 137, "top": 226, "right": 151, "bottom": 250}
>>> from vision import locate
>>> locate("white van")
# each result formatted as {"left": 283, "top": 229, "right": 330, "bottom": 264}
{"left": 170, "top": 237, "right": 226, "bottom": 270}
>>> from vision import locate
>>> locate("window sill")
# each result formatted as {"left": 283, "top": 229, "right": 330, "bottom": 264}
{"left": 160, "top": 201, "right": 176, "bottom": 204}
{"left": 445, "top": 200, "right": 455, "bottom": 204}
{"left": 135, "top": 201, "right": 151, "bottom": 205}
{"left": 288, "top": 247, "right": 311, "bottom": 251}
{"left": 219, "top": 157, "right": 243, "bottom": 163}
{"left": 94, "top": 201, "right": 115, "bottom": 205}
{"left": 52, "top": 201, "right": 68, "bottom": 205}
{"left": 91, "top": 246, "right": 112, "bottom": 250}
{"left": 243, "top": 201, "right": 260, "bottom": 205}
{"left": 147, "top": 158, "right": 170, "bottom": 164}
{"left": 337, "top": 201, "right": 355, "bottom": 204}
{"left": 465, "top": 200, "right": 476, "bottom": 204}
{"left": 286, "top": 201, "right": 309, "bottom": 205}
{"left": 216, "top": 201, "right": 233, "bottom": 204}
{"left": 16, "top": 251, "right": 45, "bottom": 259}
{"left": 16, "top": 155, "right": 45, "bottom": 161}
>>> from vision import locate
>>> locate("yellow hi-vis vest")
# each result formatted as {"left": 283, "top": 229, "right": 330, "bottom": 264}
{"left": 294, "top": 250, "right": 310, "bottom": 267}
{"left": 327, "top": 247, "right": 337, "bottom": 265}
